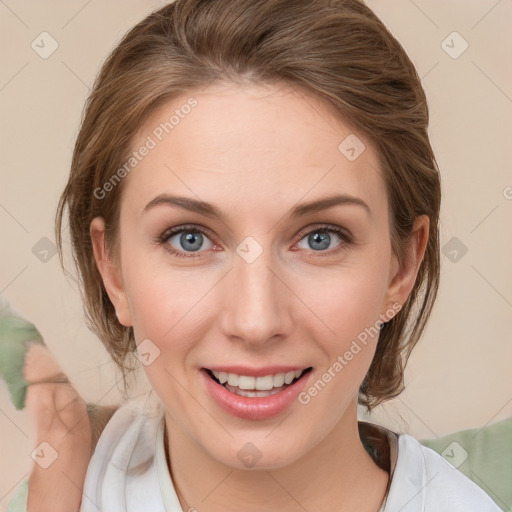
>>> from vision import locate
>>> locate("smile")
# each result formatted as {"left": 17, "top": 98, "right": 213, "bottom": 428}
{"left": 201, "top": 366, "right": 313, "bottom": 420}
{"left": 207, "top": 368, "right": 310, "bottom": 396}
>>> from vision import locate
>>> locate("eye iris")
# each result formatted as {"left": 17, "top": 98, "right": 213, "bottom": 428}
{"left": 308, "top": 231, "right": 330, "bottom": 250}
{"left": 181, "top": 231, "right": 203, "bottom": 251}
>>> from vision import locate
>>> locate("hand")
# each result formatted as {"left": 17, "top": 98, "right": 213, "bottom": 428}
{"left": 24, "top": 344, "right": 92, "bottom": 512}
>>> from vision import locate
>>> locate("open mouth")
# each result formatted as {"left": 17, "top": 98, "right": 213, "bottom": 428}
{"left": 204, "top": 367, "right": 313, "bottom": 398}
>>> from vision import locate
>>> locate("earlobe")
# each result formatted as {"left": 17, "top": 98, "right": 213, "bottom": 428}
{"left": 383, "top": 215, "right": 430, "bottom": 317}
{"left": 89, "top": 217, "right": 133, "bottom": 327}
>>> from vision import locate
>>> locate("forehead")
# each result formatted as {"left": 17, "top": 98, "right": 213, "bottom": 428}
{"left": 122, "top": 82, "right": 386, "bottom": 218}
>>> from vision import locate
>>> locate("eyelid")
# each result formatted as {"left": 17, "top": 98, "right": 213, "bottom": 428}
{"left": 294, "top": 223, "right": 353, "bottom": 243}
{"left": 159, "top": 223, "right": 215, "bottom": 242}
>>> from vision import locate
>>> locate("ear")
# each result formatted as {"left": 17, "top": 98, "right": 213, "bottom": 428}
{"left": 381, "top": 215, "right": 430, "bottom": 321}
{"left": 90, "top": 217, "right": 132, "bottom": 327}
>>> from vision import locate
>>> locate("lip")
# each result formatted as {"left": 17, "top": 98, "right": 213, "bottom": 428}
{"left": 200, "top": 367, "right": 312, "bottom": 421}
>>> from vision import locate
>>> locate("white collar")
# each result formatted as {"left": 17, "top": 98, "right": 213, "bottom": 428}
{"left": 81, "top": 395, "right": 501, "bottom": 512}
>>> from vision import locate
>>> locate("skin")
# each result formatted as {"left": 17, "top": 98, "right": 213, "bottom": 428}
{"left": 25, "top": 344, "right": 91, "bottom": 512}
{"left": 91, "top": 81, "right": 429, "bottom": 512}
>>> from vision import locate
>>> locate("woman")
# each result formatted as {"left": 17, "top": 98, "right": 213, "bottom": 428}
{"left": 7, "top": 0, "right": 502, "bottom": 510}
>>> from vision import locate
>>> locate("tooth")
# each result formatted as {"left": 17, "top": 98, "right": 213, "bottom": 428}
{"left": 227, "top": 373, "right": 238, "bottom": 386}
{"left": 284, "top": 371, "right": 296, "bottom": 385}
{"left": 273, "top": 373, "right": 285, "bottom": 387}
{"left": 231, "top": 388, "right": 284, "bottom": 397}
{"left": 211, "top": 369, "right": 307, "bottom": 389}
{"left": 255, "top": 375, "right": 274, "bottom": 391}
{"left": 238, "top": 375, "right": 256, "bottom": 390}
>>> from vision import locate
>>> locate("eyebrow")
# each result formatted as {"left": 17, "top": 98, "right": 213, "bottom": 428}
{"left": 143, "top": 193, "right": 371, "bottom": 219}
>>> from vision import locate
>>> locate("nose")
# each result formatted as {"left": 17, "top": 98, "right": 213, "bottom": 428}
{"left": 218, "top": 247, "right": 293, "bottom": 347}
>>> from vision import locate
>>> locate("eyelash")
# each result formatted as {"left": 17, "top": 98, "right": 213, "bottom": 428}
{"left": 157, "top": 223, "right": 353, "bottom": 259}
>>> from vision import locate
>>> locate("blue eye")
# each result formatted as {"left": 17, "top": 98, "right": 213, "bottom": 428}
{"left": 158, "top": 223, "right": 352, "bottom": 259}
{"left": 296, "top": 226, "right": 349, "bottom": 253}
{"left": 160, "top": 226, "right": 214, "bottom": 258}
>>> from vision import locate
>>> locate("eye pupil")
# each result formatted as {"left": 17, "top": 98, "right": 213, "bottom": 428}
{"left": 308, "top": 231, "right": 330, "bottom": 250}
{"left": 181, "top": 231, "right": 203, "bottom": 251}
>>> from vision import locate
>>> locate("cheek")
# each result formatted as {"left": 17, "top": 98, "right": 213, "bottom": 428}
{"left": 127, "top": 274, "right": 193, "bottom": 348}
{"left": 298, "top": 259, "right": 389, "bottom": 347}
{"left": 294, "top": 266, "right": 388, "bottom": 418}
{"left": 123, "top": 252, "right": 217, "bottom": 356}
{"left": 122, "top": 225, "right": 391, "bottom": 355}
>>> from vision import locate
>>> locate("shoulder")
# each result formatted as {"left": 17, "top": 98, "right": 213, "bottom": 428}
{"left": 80, "top": 394, "right": 166, "bottom": 512}
{"left": 385, "top": 432, "right": 502, "bottom": 512}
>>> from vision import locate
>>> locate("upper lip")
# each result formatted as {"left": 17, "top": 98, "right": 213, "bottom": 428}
{"left": 204, "top": 366, "right": 311, "bottom": 377}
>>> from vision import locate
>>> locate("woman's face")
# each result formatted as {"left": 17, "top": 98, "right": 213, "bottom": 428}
{"left": 92, "top": 81, "right": 426, "bottom": 470}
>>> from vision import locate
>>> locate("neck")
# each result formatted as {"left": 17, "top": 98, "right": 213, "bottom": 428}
{"left": 164, "top": 398, "right": 389, "bottom": 512}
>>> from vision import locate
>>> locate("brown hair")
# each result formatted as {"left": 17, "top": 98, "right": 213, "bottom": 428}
{"left": 55, "top": 0, "right": 441, "bottom": 412}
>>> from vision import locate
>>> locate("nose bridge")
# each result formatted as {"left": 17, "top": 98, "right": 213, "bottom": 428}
{"left": 220, "top": 246, "right": 290, "bottom": 344}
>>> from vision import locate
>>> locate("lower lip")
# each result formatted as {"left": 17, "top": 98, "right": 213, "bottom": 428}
{"left": 201, "top": 369, "right": 311, "bottom": 421}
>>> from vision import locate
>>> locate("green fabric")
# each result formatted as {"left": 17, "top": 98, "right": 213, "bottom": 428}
{"left": 0, "top": 296, "right": 44, "bottom": 410}
{"left": 420, "top": 416, "right": 512, "bottom": 512}
{"left": 6, "top": 479, "right": 28, "bottom": 512}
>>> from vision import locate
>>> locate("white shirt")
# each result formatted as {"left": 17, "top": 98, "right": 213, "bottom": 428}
{"left": 80, "top": 395, "right": 502, "bottom": 512}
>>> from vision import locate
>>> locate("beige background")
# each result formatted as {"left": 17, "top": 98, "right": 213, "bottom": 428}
{"left": 1, "top": 0, "right": 511, "bottom": 507}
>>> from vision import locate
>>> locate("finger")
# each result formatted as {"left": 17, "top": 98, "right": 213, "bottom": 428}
{"left": 27, "top": 384, "right": 92, "bottom": 512}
